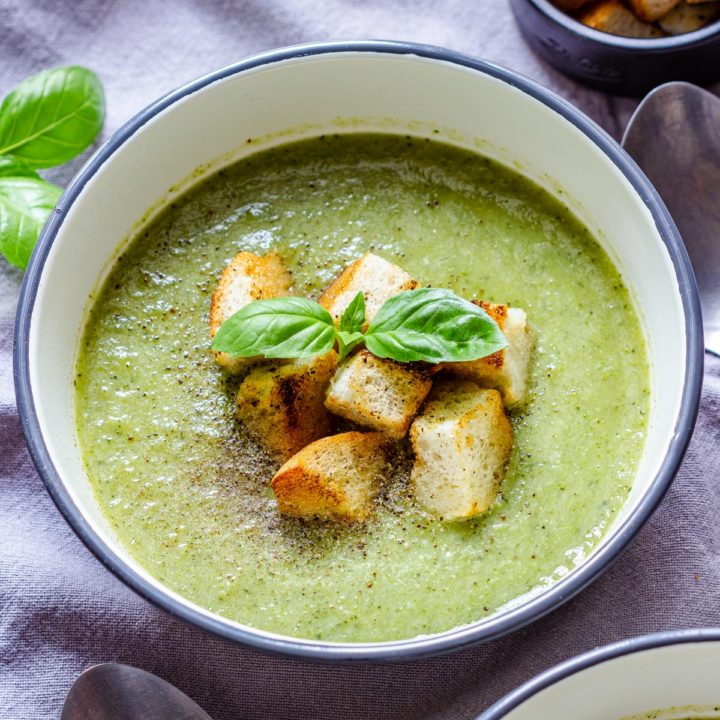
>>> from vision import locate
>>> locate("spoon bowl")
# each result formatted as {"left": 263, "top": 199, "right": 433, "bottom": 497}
{"left": 61, "top": 663, "right": 212, "bottom": 720}
{"left": 622, "top": 81, "right": 720, "bottom": 356}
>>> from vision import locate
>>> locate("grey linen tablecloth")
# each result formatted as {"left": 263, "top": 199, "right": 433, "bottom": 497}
{"left": 2, "top": 1, "right": 719, "bottom": 718}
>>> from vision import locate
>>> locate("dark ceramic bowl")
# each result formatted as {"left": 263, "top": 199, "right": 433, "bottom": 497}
{"left": 511, "top": 0, "right": 720, "bottom": 95}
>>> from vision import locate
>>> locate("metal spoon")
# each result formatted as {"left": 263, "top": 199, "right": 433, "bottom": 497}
{"left": 61, "top": 663, "right": 212, "bottom": 720}
{"left": 622, "top": 81, "right": 720, "bottom": 356}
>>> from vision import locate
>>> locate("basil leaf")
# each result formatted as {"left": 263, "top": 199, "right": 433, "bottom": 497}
{"left": 337, "top": 329, "right": 365, "bottom": 361}
{"left": 0, "top": 155, "right": 40, "bottom": 178}
{"left": 0, "top": 66, "right": 105, "bottom": 168}
{"left": 211, "top": 296, "right": 337, "bottom": 359}
{"left": 0, "top": 177, "right": 61, "bottom": 269}
{"left": 365, "top": 288, "right": 507, "bottom": 363}
{"left": 338, "top": 291, "right": 366, "bottom": 334}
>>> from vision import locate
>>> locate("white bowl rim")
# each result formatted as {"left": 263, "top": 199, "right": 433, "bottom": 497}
{"left": 477, "top": 628, "right": 720, "bottom": 719}
{"left": 13, "top": 40, "right": 704, "bottom": 662}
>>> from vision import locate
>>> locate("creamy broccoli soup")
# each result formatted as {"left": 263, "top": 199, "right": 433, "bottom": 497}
{"left": 622, "top": 709, "right": 720, "bottom": 719}
{"left": 75, "top": 134, "right": 649, "bottom": 642}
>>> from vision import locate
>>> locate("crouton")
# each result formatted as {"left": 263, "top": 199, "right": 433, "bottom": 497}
{"left": 579, "top": 0, "right": 664, "bottom": 35}
{"left": 410, "top": 380, "right": 513, "bottom": 521}
{"left": 210, "top": 252, "right": 293, "bottom": 373}
{"left": 658, "top": 0, "right": 720, "bottom": 32}
{"left": 236, "top": 351, "right": 337, "bottom": 461}
{"left": 325, "top": 350, "right": 432, "bottom": 439}
{"left": 271, "top": 431, "right": 389, "bottom": 522}
{"left": 440, "top": 301, "right": 533, "bottom": 407}
{"left": 318, "top": 252, "right": 417, "bottom": 327}
{"left": 627, "top": 0, "right": 681, "bottom": 20}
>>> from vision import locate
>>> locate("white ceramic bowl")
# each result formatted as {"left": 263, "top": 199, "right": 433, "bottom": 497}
{"left": 480, "top": 629, "right": 720, "bottom": 719}
{"left": 13, "top": 41, "right": 703, "bottom": 661}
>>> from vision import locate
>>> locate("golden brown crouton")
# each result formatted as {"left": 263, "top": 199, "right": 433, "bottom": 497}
{"left": 325, "top": 350, "right": 433, "bottom": 439}
{"left": 318, "top": 252, "right": 417, "bottom": 328}
{"left": 410, "top": 380, "right": 513, "bottom": 521}
{"left": 236, "top": 351, "right": 337, "bottom": 461}
{"left": 210, "top": 252, "right": 293, "bottom": 374}
{"left": 271, "top": 431, "right": 389, "bottom": 522}
{"left": 579, "top": 0, "right": 664, "bottom": 34}
{"left": 658, "top": 0, "right": 719, "bottom": 32}
{"left": 627, "top": 0, "right": 681, "bottom": 20}
{"left": 440, "top": 301, "right": 533, "bottom": 407}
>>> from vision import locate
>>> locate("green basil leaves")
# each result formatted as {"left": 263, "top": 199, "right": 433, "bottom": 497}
{"left": 211, "top": 288, "right": 508, "bottom": 365}
{"left": 0, "top": 178, "right": 62, "bottom": 268}
{"left": 365, "top": 289, "right": 507, "bottom": 363}
{"left": 0, "top": 66, "right": 105, "bottom": 168}
{"left": 0, "top": 66, "right": 105, "bottom": 269}
{"left": 0, "top": 156, "right": 40, "bottom": 178}
{"left": 212, "top": 296, "right": 338, "bottom": 359}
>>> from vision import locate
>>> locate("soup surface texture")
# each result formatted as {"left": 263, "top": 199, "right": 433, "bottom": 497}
{"left": 621, "top": 705, "right": 720, "bottom": 719}
{"left": 75, "top": 134, "right": 649, "bottom": 642}
{"left": 622, "top": 711, "right": 719, "bottom": 719}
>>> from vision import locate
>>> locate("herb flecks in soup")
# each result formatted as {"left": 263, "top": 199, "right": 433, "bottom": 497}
{"left": 621, "top": 706, "right": 720, "bottom": 720}
{"left": 75, "top": 134, "right": 649, "bottom": 642}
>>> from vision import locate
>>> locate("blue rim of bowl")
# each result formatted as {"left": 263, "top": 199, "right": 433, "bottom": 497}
{"left": 525, "top": 0, "right": 720, "bottom": 50}
{"left": 478, "top": 628, "right": 720, "bottom": 718}
{"left": 13, "top": 40, "right": 704, "bottom": 662}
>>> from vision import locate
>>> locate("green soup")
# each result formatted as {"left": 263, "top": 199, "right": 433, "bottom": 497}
{"left": 75, "top": 134, "right": 649, "bottom": 642}
{"left": 622, "top": 711, "right": 719, "bottom": 719}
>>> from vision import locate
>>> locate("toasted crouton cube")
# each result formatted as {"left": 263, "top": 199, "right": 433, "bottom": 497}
{"left": 318, "top": 252, "right": 417, "bottom": 327}
{"left": 627, "top": 0, "right": 681, "bottom": 20}
{"left": 236, "top": 351, "right": 337, "bottom": 461}
{"left": 440, "top": 301, "right": 533, "bottom": 407}
{"left": 410, "top": 380, "right": 513, "bottom": 520}
{"left": 325, "top": 350, "right": 432, "bottom": 439}
{"left": 271, "top": 431, "right": 389, "bottom": 521}
{"left": 210, "top": 252, "right": 293, "bottom": 374}
{"left": 658, "top": 0, "right": 719, "bottom": 32}
{"left": 579, "top": 0, "right": 664, "bottom": 35}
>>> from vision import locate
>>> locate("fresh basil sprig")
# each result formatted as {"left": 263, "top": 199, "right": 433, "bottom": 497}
{"left": 336, "top": 291, "right": 367, "bottom": 360}
{"left": 0, "top": 66, "right": 105, "bottom": 270}
{"left": 211, "top": 288, "right": 508, "bottom": 364}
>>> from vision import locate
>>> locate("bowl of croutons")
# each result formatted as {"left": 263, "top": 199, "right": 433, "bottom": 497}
{"left": 510, "top": 0, "right": 720, "bottom": 95}
{"left": 15, "top": 41, "right": 702, "bottom": 660}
